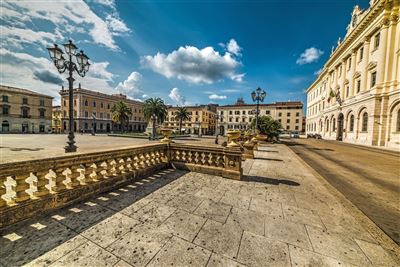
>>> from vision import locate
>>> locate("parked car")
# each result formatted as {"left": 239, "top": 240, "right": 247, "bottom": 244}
{"left": 314, "top": 133, "right": 322, "bottom": 139}
{"left": 291, "top": 132, "right": 300, "bottom": 138}
{"left": 279, "top": 132, "right": 291, "bottom": 139}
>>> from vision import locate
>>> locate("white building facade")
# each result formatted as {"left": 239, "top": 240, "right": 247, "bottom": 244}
{"left": 306, "top": 0, "right": 400, "bottom": 150}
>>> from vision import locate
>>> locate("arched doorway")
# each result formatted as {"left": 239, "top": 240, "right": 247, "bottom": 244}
{"left": 2, "top": 120, "right": 10, "bottom": 132}
{"left": 337, "top": 113, "right": 344, "bottom": 141}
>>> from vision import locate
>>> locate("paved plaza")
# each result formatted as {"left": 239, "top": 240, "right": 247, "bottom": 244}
{"left": 0, "top": 134, "right": 223, "bottom": 163}
{"left": 1, "top": 144, "right": 398, "bottom": 267}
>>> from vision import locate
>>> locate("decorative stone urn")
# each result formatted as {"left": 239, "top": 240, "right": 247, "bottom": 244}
{"left": 242, "top": 132, "right": 255, "bottom": 159}
{"left": 226, "top": 130, "right": 241, "bottom": 147}
{"left": 160, "top": 128, "right": 174, "bottom": 143}
{"left": 251, "top": 133, "right": 259, "bottom": 150}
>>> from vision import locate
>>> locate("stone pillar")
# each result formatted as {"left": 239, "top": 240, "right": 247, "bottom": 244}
{"left": 361, "top": 37, "right": 371, "bottom": 93}
{"left": 376, "top": 18, "right": 390, "bottom": 89}
{"left": 222, "top": 146, "right": 242, "bottom": 180}
{"left": 350, "top": 50, "right": 357, "bottom": 96}
{"left": 341, "top": 59, "right": 347, "bottom": 100}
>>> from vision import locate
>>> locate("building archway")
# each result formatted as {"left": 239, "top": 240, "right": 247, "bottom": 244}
{"left": 2, "top": 120, "right": 10, "bottom": 132}
{"left": 337, "top": 113, "right": 344, "bottom": 141}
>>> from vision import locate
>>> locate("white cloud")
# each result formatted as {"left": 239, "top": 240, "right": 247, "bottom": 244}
{"left": 221, "top": 88, "right": 240, "bottom": 93}
{"left": 209, "top": 94, "right": 227, "bottom": 100}
{"left": 314, "top": 68, "right": 323, "bottom": 75}
{"left": 0, "top": 1, "right": 130, "bottom": 50}
{"left": 169, "top": 87, "right": 186, "bottom": 105}
{"left": 141, "top": 44, "right": 244, "bottom": 84}
{"left": 115, "top": 72, "right": 142, "bottom": 98}
{"left": 0, "top": 48, "right": 116, "bottom": 104}
{"left": 226, "top": 39, "right": 241, "bottom": 56}
{"left": 296, "top": 47, "right": 324, "bottom": 65}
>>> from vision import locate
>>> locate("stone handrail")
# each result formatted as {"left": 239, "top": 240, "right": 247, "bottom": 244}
{"left": 0, "top": 143, "right": 242, "bottom": 227}
{"left": 169, "top": 143, "right": 242, "bottom": 180}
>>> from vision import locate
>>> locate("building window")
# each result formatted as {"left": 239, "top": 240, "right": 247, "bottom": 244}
{"left": 2, "top": 95, "right": 8, "bottom": 102}
{"left": 101, "top": 102, "right": 104, "bottom": 108}
{"left": 295, "top": 126, "right": 299, "bottom": 130}
{"left": 397, "top": 110, "right": 400, "bottom": 131}
{"left": 39, "top": 98, "right": 45, "bottom": 106}
{"left": 100, "top": 112, "right": 104, "bottom": 119}
{"left": 242, "top": 110, "right": 246, "bottom": 115}
{"left": 266, "top": 110, "right": 270, "bottom": 115}
{"left": 346, "top": 86, "right": 349, "bottom": 97}
{"left": 39, "top": 109, "right": 45, "bottom": 118}
{"left": 22, "top": 97, "right": 28, "bottom": 104}
{"left": 22, "top": 108, "right": 29, "bottom": 118}
{"left": 296, "top": 112, "right": 299, "bottom": 117}
{"left": 235, "top": 111, "right": 240, "bottom": 115}
{"left": 85, "top": 100, "right": 88, "bottom": 106}
{"left": 287, "top": 119, "right": 290, "bottom": 123}
{"left": 107, "top": 104, "right": 110, "bottom": 109}
{"left": 229, "top": 111, "right": 232, "bottom": 115}
{"left": 295, "top": 119, "right": 299, "bottom": 123}
{"left": 93, "top": 101, "right": 96, "bottom": 107}
{"left": 361, "top": 112, "right": 368, "bottom": 132}
{"left": 286, "top": 125, "right": 290, "bottom": 130}
{"left": 278, "top": 112, "right": 282, "bottom": 117}
{"left": 332, "top": 118, "right": 336, "bottom": 131}
{"left": 374, "top": 33, "right": 380, "bottom": 49}
{"left": 84, "top": 123, "right": 88, "bottom": 130}
{"left": 371, "top": 72, "right": 377, "bottom": 88}
{"left": 2, "top": 106, "right": 9, "bottom": 115}
{"left": 287, "top": 112, "right": 290, "bottom": 116}
{"left": 85, "top": 111, "right": 89, "bottom": 118}
{"left": 357, "top": 80, "right": 361, "bottom": 93}
{"left": 349, "top": 115, "right": 354, "bottom": 132}
{"left": 235, "top": 117, "right": 239, "bottom": 122}
{"left": 359, "top": 47, "right": 364, "bottom": 61}
{"left": 278, "top": 119, "right": 281, "bottom": 123}
{"left": 348, "top": 57, "right": 351, "bottom": 70}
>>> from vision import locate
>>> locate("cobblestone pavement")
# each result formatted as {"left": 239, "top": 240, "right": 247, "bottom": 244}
{"left": 285, "top": 138, "right": 400, "bottom": 246}
{"left": 1, "top": 144, "right": 398, "bottom": 266}
{"left": 0, "top": 134, "right": 224, "bottom": 163}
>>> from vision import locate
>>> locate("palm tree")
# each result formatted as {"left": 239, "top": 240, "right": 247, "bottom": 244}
{"left": 175, "top": 106, "right": 191, "bottom": 134}
{"left": 142, "top": 97, "right": 167, "bottom": 139}
{"left": 111, "top": 101, "right": 132, "bottom": 133}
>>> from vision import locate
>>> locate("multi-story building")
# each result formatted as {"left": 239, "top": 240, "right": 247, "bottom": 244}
{"left": 164, "top": 104, "right": 217, "bottom": 135}
{"left": 0, "top": 85, "right": 53, "bottom": 133}
{"left": 59, "top": 84, "right": 146, "bottom": 133}
{"left": 52, "top": 105, "right": 62, "bottom": 133}
{"left": 217, "top": 99, "right": 303, "bottom": 135}
{"left": 306, "top": 0, "right": 399, "bottom": 149}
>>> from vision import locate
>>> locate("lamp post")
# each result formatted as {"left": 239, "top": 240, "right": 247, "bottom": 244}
{"left": 251, "top": 87, "right": 267, "bottom": 133}
{"left": 151, "top": 113, "right": 158, "bottom": 140}
{"left": 47, "top": 40, "right": 90, "bottom": 153}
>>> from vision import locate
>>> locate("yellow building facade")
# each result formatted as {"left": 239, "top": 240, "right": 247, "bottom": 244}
{"left": 52, "top": 105, "right": 62, "bottom": 133}
{"left": 164, "top": 104, "right": 217, "bottom": 135}
{"left": 60, "top": 85, "right": 146, "bottom": 133}
{"left": 217, "top": 101, "right": 303, "bottom": 135}
{"left": 306, "top": 0, "right": 400, "bottom": 149}
{"left": 0, "top": 85, "right": 53, "bottom": 133}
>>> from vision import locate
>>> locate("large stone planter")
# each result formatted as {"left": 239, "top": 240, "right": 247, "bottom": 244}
{"left": 160, "top": 128, "right": 174, "bottom": 143}
{"left": 226, "top": 130, "right": 241, "bottom": 147}
{"left": 242, "top": 138, "right": 255, "bottom": 159}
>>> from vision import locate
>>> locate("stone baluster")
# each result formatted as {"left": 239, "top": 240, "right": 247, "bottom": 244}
{"left": 12, "top": 174, "right": 31, "bottom": 202}
{"left": 150, "top": 152, "right": 156, "bottom": 165}
{"left": 51, "top": 168, "right": 67, "bottom": 192}
{"left": 33, "top": 171, "right": 50, "bottom": 197}
{"left": 145, "top": 153, "right": 151, "bottom": 167}
{"left": 187, "top": 151, "right": 193, "bottom": 163}
{"left": 115, "top": 158, "right": 125, "bottom": 174}
{"left": 154, "top": 151, "right": 161, "bottom": 164}
{"left": 0, "top": 176, "right": 7, "bottom": 207}
{"left": 132, "top": 155, "right": 140, "bottom": 170}
{"left": 80, "top": 164, "right": 94, "bottom": 185}
{"left": 125, "top": 157, "right": 134, "bottom": 172}
{"left": 139, "top": 154, "right": 146, "bottom": 169}
{"left": 66, "top": 165, "right": 81, "bottom": 188}
{"left": 95, "top": 161, "right": 107, "bottom": 180}
{"left": 107, "top": 159, "right": 117, "bottom": 176}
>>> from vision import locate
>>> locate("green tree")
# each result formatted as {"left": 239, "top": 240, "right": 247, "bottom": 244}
{"left": 111, "top": 101, "right": 132, "bottom": 133}
{"left": 142, "top": 97, "right": 167, "bottom": 139}
{"left": 251, "top": 115, "right": 282, "bottom": 141}
{"left": 175, "top": 106, "right": 191, "bottom": 134}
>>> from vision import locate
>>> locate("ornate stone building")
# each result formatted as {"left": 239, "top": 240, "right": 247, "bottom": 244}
{"left": 164, "top": 104, "right": 217, "bottom": 135}
{"left": 217, "top": 100, "right": 303, "bottom": 135}
{"left": 52, "top": 105, "right": 62, "bottom": 133}
{"left": 306, "top": 0, "right": 399, "bottom": 149}
{"left": 0, "top": 85, "right": 53, "bottom": 133}
{"left": 59, "top": 85, "right": 146, "bottom": 133}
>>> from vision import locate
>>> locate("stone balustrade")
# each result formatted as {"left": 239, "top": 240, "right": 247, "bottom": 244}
{"left": 0, "top": 143, "right": 242, "bottom": 227}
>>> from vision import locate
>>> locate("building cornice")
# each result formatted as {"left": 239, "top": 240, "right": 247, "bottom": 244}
{"left": 59, "top": 88, "right": 143, "bottom": 105}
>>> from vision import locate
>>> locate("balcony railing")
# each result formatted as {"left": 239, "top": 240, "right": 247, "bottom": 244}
{"left": 0, "top": 143, "right": 242, "bottom": 227}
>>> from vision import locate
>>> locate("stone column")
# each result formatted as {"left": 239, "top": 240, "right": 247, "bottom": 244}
{"left": 222, "top": 146, "right": 242, "bottom": 180}
{"left": 350, "top": 50, "right": 357, "bottom": 96}
{"left": 361, "top": 37, "right": 371, "bottom": 93}
{"left": 376, "top": 18, "right": 390, "bottom": 89}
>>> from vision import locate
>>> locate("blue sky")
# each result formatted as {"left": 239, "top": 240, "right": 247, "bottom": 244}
{"left": 1, "top": 0, "right": 369, "bottom": 106}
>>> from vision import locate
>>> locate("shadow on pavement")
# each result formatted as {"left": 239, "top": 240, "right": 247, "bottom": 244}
{"left": 253, "top": 157, "right": 283, "bottom": 162}
{"left": 243, "top": 175, "right": 300, "bottom": 186}
{"left": 0, "top": 169, "right": 187, "bottom": 266}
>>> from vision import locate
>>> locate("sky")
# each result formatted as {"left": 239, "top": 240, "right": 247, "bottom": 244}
{"left": 0, "top": 0, "right": 370, "bottom": 107}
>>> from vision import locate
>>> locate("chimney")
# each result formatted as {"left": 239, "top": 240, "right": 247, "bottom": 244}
{"left": 79, "top": 83, "right": 81, "bottom": 89}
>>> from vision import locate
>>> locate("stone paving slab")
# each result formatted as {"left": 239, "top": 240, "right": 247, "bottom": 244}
{"left": 0, "top": 143, "right": 398, "bottom": 267}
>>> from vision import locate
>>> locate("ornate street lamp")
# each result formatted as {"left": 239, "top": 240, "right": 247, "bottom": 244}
{"left": 251, "top": 87, "right": 267, "bottom": 133}
{"left": 47, "top": 40, "right": 90, "bottom": 153}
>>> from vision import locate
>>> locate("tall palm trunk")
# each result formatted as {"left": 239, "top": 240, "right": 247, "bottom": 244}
{"left": 179, "top": 119, "right": 182, "bottom": 135}
{"left": 152, "top": 117, "right": 156, "bottom": 139}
